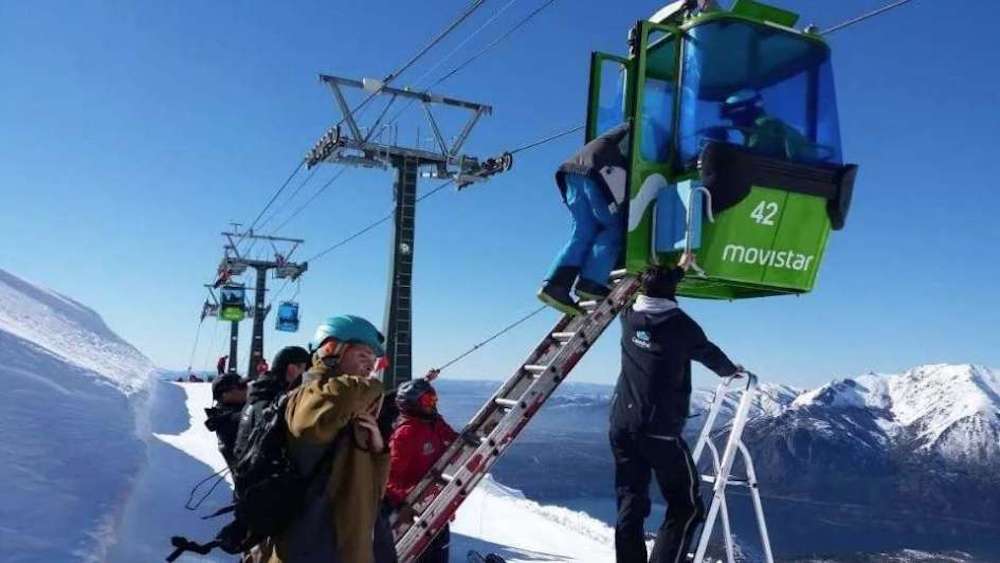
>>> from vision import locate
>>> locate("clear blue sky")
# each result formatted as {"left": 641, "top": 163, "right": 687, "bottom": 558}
{"left": 1, "top": 1, "right": 997, "bottom": 389}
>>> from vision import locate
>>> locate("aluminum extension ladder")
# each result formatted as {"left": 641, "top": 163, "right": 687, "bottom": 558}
{"left": 688, "top": 374, "right": 774, "bottom": 563}
{"left": 392, "top": 270, "right": 641, "bottom": 562}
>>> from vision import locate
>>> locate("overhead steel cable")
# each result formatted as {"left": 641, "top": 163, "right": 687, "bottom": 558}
{"left": 409, "top": 0, "right": 522, "bottom": 89}
{"left": 385, "top": 0, "right": 559, "bottom": 128}
{"left": 303, "top": 123, "right": 582, "bottom": 263}
{"left": 186, "top": 317, "right": 205, "bottom": 373}
{"left": 432, "top": 0, "right": 558, "bottom": 87}
{"left": 270, "top": 167, "right": 348, "bottom": 235}
{"left": 235, "top": 0, "right": 489, "bottom": 250}
{"left": 821, "top": 0, "right": 916, "bottom": 35}
{"left": 255, "top": 167, "right": 319, "bottom": 234}
{"left": 382, "top": 0, "right": 490, "bottom": 86}
{"left": 328, "top": 0, "right": 492, "bottom": 129}
{"left": 508, "top": 124, "right": 582, "bottom": 154}
{"left": 233, "top": 160, "right": 305, "bottom": 251}
{"left": 434, "top": 305, "right": 547, "bottom": 372}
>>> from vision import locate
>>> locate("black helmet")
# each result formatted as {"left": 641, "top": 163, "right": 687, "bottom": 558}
{"left": 212, "top": 373, "right": 245, "bottom": 401}
{"left": 395, "top": 378, "right": 437, "bottom": 413}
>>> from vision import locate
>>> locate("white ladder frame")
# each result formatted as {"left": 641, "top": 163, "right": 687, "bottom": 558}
{"left": 689, "top": 374, "right": 774, "bottom": 563}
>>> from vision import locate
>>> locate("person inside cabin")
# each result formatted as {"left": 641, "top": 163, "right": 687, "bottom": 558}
{"left": 610, "top": 257, "right": 744, "bottom": 563}
{"left": 537, "top": 122, "right": 630, "bottom": 315}
{"left": 717, "top": 88, "right": 807, "bottom": 161}
{"left": 204, "top": 372, "right": 248, "bottom": 469}
{"left": 217, "top": 355, "right": 228, "bottom": 377}
{"left": 383, "top": 369, "right": 457, "bottom": 563}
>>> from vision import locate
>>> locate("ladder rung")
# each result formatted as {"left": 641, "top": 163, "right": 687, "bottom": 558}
{"left": 701, "top": 475, "right": 750, "bottom": 487}
{"left": 610, "top": 268, "right": 627, "bottom": 280}
{"left": 578, "top": 300, "right": 599, "bottom": 310}
{"left": 439, "top": 472, "right": 456, "bottom": 483}
{"left": 551, "top": 332, "right": 575, "bottom": 342}
{"left": 523, "top": 364, "right": 548, "bottom": 374}
{"left": 494, "top": 398, "right": 520, "bottom": 409}
{"left": 460, "top": 432, "right": 484, "bottom": 447}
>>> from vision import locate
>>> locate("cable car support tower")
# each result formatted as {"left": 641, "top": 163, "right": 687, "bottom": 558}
{"left": 305, "top": 74, "right": 509, "bottom": 389}
{"left": 218, "top": 230, "right": 308, "bottom": 377}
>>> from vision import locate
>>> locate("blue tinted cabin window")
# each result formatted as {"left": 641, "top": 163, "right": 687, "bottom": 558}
{"left": 640, "top": 78, "right": 674, "bottom": 161}
{"left": 638, "top": 34, "right": 677, "bottom": 163}
{"left": 595, "top": 60, "right": 628, "bottom": 138}
{"left": 220, "top": 286, "right": 245, "bottom": 307}
{"left": 678, "top": 19, "right": 842, "bottom": 167}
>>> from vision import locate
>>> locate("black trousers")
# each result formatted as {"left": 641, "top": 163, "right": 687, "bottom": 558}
{"left": 418, "top": 524, "right": 450, "bottom": 563}
{"left": 610, "top": 430, "right": 704, "bottom": 563}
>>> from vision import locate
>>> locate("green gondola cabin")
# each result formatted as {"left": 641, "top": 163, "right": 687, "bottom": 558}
{"left": 588, "top": 0, "right": 857, "bottom": 299}
{"left": 218, "top": 284, "right": 247, "bottom": 322}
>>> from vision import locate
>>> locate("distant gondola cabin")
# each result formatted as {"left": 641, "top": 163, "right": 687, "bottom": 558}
{"left": 218, "top": 284, "right": 247, "bottom": 322}
{"left": 588, "top": 0, "right": 857, "bottom": 299}
{"left": 275, "top": 301, "right": 300, "bottom": 332}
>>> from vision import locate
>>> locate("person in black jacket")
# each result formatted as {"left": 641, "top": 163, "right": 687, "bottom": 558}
{"left": 538, "top": 122, "right": 631, "bottom": 315}
{"left": 232, "top": 345, "right": 311, "bottom": 462}
{"left": 204, "top": 373, "right": 248, "bottom": 469}
{"left": 610, "top": 261, "right": 742, "bottom": 563}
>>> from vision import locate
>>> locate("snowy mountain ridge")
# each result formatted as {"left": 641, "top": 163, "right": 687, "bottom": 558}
{"left": 789, "top": 364, "right": 1000, "bottom": 462}
{"left": 0, "top": 268, "right": 151, "bottom": 394}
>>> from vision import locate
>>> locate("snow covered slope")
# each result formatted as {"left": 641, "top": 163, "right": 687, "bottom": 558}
{"left": 0, "top": 268, "right": 151, "bottom": 394}
{"left": 0, "top": 268, "right": 154, "bottom": 561}
{"left": 131, "top": 381, "right": 622, "bottom": 562}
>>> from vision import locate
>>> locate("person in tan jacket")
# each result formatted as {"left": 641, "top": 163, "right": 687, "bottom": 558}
{"left": 262, "top": 315, "right": 390, "bottom": 563}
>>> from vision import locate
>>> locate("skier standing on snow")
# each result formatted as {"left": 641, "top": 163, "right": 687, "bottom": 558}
{"left": 610, "top": 259, "right": 742, "bottom": 563}
{"left": 383, "top": 370, "right": 457, "bottom": 563}
{"left": 261, "top": 315, "right": 389, "bottom": 563}
{"left": 204, "top": 372, "right": 248, "bottom": 469}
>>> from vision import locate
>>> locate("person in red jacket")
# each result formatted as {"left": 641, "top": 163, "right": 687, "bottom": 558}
{"left": 386, "top": 370, "right": 457, "bottom": 563}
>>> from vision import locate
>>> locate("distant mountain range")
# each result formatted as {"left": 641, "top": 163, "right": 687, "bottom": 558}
{"left": 436, "top": 363, "right": 1000, "bottom": 559}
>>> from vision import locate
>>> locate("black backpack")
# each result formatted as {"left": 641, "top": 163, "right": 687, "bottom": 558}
{"left": 232, "top": 392, "right": 344, "bottom": 535}
{"left": 168, "top": 391, "right": 344, "bottom": 561}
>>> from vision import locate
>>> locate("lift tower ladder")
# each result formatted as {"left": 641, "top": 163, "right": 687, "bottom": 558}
{"left": 688, "top": 374, "right": 774, "bottom": 563}
{"left": 393, "top": 270, "right": 640, "bottom": 562}
{"left": 305, "top": 74, "right": 504, "bottom": 391}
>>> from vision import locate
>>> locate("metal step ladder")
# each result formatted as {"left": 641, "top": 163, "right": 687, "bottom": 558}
{"left": 392, "top": 269, "right": 641, "bottom": 562}
{"left": 687, "top": 374, "right": 774, "bottom": 563}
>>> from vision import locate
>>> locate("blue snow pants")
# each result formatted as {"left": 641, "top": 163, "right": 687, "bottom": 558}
{"left": 546, "top": 173, "right": 624, "bottom": 286}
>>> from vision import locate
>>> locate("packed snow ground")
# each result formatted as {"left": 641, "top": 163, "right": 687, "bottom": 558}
{"left": 0, "top": 268, "right": 154, "bottom": 562}
{"left": 139, "top": 381, "right": 619, "bottom": 562}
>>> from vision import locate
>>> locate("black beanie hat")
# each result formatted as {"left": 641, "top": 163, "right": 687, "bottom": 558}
{"left": 271, "top": 346, "right": 311, "bottom": 377}
{"left": 641, "top": 266, "right": 685, "bottom": 299}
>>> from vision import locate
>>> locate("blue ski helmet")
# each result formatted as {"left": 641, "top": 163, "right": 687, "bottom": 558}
{"left": 720, "top": 89, "right": 764, "bottom": 125}
{"left": 310, "top": 315, "right": 385, "bottom": 357}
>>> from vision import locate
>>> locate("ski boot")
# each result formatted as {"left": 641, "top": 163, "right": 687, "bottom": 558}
{"left": 574, "top": 278, "right": 610, "bottom": 301}
{"left": 537, "top": 267, "right": 583, "bottom": 316}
